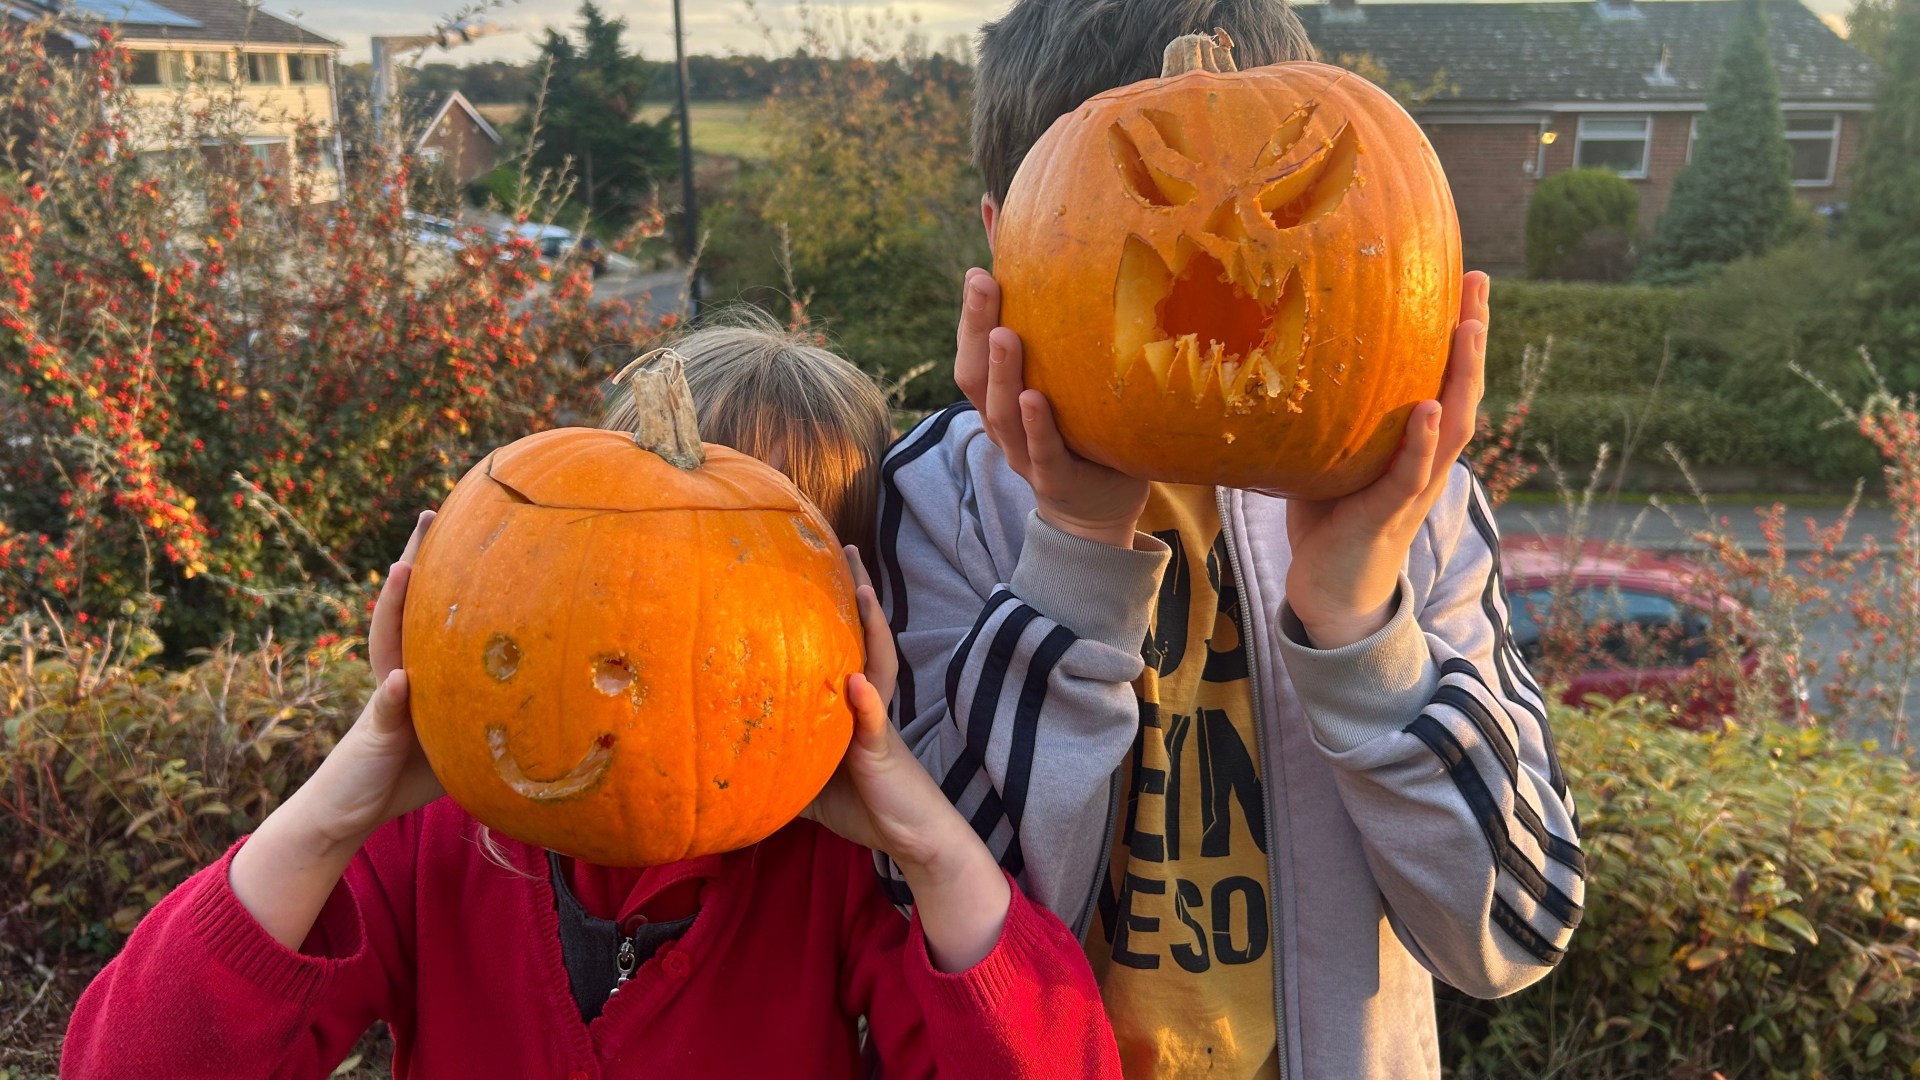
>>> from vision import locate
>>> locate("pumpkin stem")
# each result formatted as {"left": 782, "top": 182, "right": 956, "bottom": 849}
{"left": 611, "top": 348, "right": 706, "bottom": 469}
{"left": 1162, "top": 28, "right": 1237, "bottom": 76}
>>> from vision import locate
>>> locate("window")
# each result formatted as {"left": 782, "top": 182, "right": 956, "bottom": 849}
{"left": 1573, "top": 115, "right": 1652, "bottom": 178}
{"left": 128, "top": 50, "right": 175, "bottom": 85}
{"left": 191, "top": 51, "right": 229, "bottom": 79}
{"left": 287, "top": 53, "right": 329, "bottom": 84}
{"left": 1784, "top": 114, "right": 1841, "bottom": 186}
{"left": 244, "top": 52, "right": 283, "bottom": 85}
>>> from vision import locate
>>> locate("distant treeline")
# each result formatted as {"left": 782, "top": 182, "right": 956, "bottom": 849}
{"left": 342, "top": 52, "right": 972, "bottom": 107}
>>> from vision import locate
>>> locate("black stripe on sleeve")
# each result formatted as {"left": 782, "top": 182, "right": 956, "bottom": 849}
{"left": 1404, "top": 715, "right": 1582, "bottom": 930}
{"left": 945, "top": 589, "right": 1022, "bottom": 715}
{"left": 1001, "top": 624, "right": 1077, "bottom": 833}
{"left": 1433, "top": 674, "right": 1585, "bottom": 876}
{"left": 1459, "top": 470, "right": 1568, "bottom": 799}
{"left": 965, "top": 605, "right": 1041, "bottom": 770}
{"left": 1492, "top": 896, "right": 1565, "bottom": 966}
{"left": 877, "top": 402, "right": 975, "bottom": 718}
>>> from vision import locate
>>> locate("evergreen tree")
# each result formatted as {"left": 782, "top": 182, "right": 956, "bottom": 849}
{"left": 1638, "top": 0, "right": 1796, "bottom": 283}
{"left": 526, "top": 2, "right": 675, "bottom": 224}
{"left": 1849, "top": 0, "right": 1920, "bottom": 382}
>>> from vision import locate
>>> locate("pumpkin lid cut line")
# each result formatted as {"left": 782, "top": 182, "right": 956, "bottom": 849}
{"left": 479, "top": 456, "right": 815, "bottom": 516}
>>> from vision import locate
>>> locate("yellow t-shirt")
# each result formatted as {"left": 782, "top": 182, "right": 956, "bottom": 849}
{"left": 1085, "top": 484, "right": 1277, "bottom": 1079}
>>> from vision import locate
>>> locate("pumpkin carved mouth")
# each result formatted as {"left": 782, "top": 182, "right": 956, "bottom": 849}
{"left": 1106, "top": 103, "right": 1359, "bottom": 414}
{"left": 488, "top": 725, "right": 616, "bottom": 802}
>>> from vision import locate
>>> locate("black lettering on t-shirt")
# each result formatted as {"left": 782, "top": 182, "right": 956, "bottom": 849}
{"left": 1197, "top": 709, "right": 1269, "bottom": 857}
{"left": 1171, "top": 878, "right": 1210, "bottom": 973}
{"left": 1142, "top": 528, "right": 1189, "bottom": 677}
{"left": 1124, "top": 702, "right": 1167, "bottom": 862}
{"left": 1113, "top": 873, "right": 1166, "bottom": 969}
{"left": 1203, "top": 532, "right": 1250, "bottom": 683}
{"left": 1161, "top": 711, "right": 1193, "bottom": 862}
{"left": 1212, "top": 876, "right": 1270, "bottom": 965}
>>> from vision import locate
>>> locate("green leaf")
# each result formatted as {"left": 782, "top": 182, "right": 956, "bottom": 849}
{"left": 1770, "top": 909, "right": 1820, "bottom": 946}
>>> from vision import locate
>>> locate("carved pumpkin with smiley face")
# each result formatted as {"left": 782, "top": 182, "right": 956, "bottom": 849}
{"left": 995, "top": 35, "right": 1463, "bottom": 499}
{"left": 402, "top": 353, "right": 864, "bottom": 867}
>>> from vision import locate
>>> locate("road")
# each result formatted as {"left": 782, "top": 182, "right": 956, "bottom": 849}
{"left": 1495, "top": 498, "right": 1912, "bottom": 746}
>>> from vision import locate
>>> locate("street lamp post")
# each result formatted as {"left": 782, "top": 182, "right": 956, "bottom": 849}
{"left": 671, "top": 0, "right": 700, "bottom": 316}
{"left": 371, "top": 19, "right": 505, "bottom": 135}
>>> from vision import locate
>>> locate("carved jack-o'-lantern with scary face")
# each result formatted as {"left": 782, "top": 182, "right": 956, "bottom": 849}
{"left": 995, "top": 35, "right": 1463, "bottom": 499}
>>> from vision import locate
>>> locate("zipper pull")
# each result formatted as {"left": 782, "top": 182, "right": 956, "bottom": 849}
{"left": 611, "top": 934, "right": 637, "bottom": 997}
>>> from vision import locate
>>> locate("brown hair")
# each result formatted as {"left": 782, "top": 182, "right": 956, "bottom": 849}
{"left": 972, "top": 0, "right": 1314, "bottom": 206}
{"left": 601, "top": 309, "right": 892, "bottom": 554}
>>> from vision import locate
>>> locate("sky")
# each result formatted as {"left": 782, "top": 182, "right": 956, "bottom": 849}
{"left": 281, "top": 0, "right": 1860, "bottom": 65}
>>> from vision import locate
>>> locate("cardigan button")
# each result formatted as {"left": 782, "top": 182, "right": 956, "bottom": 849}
{"left": 663, "top": 949, "right": 692, "bottom": 979}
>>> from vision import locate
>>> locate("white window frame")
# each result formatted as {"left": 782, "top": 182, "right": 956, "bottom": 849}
{"left": 1783, "top": 113, "right": 1841, "bottom": 187}
{"left": 1574, "top": 114, "right": 1652, "bottom": 179}
{"left": 1687, "top": 113, "right": 1700, "bottom": 163}
{"left": 244, "top": 51, "right": 285, "bottom": 86}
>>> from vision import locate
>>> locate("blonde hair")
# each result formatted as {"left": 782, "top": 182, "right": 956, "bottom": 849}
{"left": 602, "top": 309, "right": 892, "bottom": 553}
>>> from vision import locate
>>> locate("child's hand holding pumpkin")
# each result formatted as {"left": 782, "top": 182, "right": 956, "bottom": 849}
{"left": 229, "top": 512, "right": 446, "bottom": 950}
{"left": 804, "top": 549, "right": 1012, "bottom": 972}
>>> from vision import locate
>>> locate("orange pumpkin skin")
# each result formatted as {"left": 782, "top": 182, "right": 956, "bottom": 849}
{"left": 996, "top": 60, "right": 1464, "bottom": 499}
{"left": 402, "top": 428, "right": 863, "bottom": 867}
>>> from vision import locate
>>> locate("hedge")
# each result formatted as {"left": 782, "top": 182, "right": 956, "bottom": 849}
{"left": 1486, "top": 240, "right": 1881, "bottom": 488}
{"left": 1442, "top": 699, "right": 1920, "bottom": 1078}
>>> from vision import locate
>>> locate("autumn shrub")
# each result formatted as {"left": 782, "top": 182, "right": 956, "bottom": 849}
{"left": 1487, "top": 246, "right": 1879, "bottom": 488}
{"left": 703, "top": 14, "right": 983, "bottom": 409}
{"left": 1441, "top": 699, "right": 1920, "bottom": 1079}
{"left": 0, "top": 21, "right": 657, "bottom": 655}
{"left": 0, "top": 626, "right": 367, "bottom": 957}
{"left": 1524, "top": 167, "right": 1639, "bottom": 281}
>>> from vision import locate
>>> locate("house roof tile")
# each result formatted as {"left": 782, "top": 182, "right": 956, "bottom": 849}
{"left": 1296, "top": 0, "right": 1875, "bottom": 105}
{"left": 31, "top": 0, "right": 336, "bottom": 48}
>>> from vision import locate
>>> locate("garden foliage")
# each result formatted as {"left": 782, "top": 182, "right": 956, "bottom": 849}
{"left": 0, "top": 22, "right": 655, "bottom": 654}
{"left": 1847, "top": 0, "right": 1920, "bottom": 387}
{"left": 1443, "top": 700, "right": 1920, "bottom": 1079}
{"left": 1523, "top": 168, "right": 1639, "bottom": 281}
{"left": 1638, "top": 0, "right": 1796, "bottom": 284}
{"left": 1486, "top": 242, "right": 1879, "bottom": 487}
{"left": 702, "top": 13, "right": 983, "bottom": 408}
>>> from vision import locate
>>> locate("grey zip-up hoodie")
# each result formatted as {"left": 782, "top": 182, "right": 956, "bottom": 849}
{"left": 876, "top": 405, "right": 1583, "bottom": 1080}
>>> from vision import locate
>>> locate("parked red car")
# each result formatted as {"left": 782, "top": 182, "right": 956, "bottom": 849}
{"left": 1500, "top": 535, "right": 1762, "bottom": 727}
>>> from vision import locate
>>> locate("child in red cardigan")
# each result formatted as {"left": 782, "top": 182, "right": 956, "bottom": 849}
{"left": 63, "top": 319, "right": 1122, "bottom": 1080}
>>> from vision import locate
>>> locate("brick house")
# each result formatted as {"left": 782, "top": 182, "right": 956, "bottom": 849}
{"left": 11, "top": 0, "right": 344, "bottom": 200}
{"left": 1298, "top": 0, "right": 1879, "bottom": 273}
{"left": 415, "top": 90, "right": 503, "bottom": 186}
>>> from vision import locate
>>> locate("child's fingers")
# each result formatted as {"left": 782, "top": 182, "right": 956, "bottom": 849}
{"left": 398, "top": 509, "right": 435, "bottom": 565}
{"left": 368, "top": 563, "right": 411, "bottom": 681}
{"left": 367, "top": 669, "right": 411, "bottom": 734}
{"left": 846, "top": 673, "right": 889, "bottom": 749}
{"left": 842, "top": 545, "right": 875, "bottom": 593}
{"left": 852, "top": 584, "right": 899, "bottom": 704}
{"left": 1384, "top": 400, "right": 1443, "bottom": 507}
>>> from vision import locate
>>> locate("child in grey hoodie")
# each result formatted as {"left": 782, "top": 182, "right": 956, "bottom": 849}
{"left": 876, "top": 2, "right": 1584, "bottom": 1077}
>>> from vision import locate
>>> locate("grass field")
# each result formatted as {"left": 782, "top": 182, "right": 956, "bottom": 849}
{"left": 469, "top": 101, "right": 770, "bottom": 162}
{"left": 638, "top": 101, "right": 769, "bottom": 161}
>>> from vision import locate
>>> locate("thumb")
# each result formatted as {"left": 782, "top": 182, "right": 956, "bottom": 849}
{"left": 367, "top": 669, "right": 412, "bottom": 736}
{"left": 846, "top": 673, "right": 889, "bottom": 754}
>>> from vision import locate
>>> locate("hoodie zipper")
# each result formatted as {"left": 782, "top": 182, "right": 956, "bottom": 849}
{"left": 1073, "top": 769, "right": 1123, "bottom": 942}
{"left": 1218, "top": 486, "right": 1289, "bottom": 1080}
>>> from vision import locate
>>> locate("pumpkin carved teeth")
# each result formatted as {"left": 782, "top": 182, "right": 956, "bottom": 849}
{"left": 1114, "top": 233, "right": 1308, "bottom": 409}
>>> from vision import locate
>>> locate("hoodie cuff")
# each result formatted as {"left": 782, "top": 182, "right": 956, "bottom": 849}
{"left": 904, "top": 872, "right": 1050, "bottom": 1015}
{"left": 1278, "top": 576, "right": 1440, "bottom": 754}
{"left": 187, "top": 837, "right": 366, "bottom": 1007}
{"left": 1009, "top": 510, "right": 1170, "bottom": 653}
